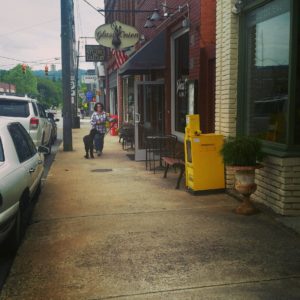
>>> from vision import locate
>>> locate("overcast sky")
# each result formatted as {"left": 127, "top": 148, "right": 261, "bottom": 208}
{"left": 0, "top": 0, "right": 105, "bottom": 71}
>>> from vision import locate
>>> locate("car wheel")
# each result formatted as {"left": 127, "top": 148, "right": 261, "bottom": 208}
{"left": 6, "top": 208, "right": 21, "bottom": 253}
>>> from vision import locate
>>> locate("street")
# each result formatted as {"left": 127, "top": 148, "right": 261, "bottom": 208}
{"left": 0, "top": 121, "right": 299, "bottom": 299}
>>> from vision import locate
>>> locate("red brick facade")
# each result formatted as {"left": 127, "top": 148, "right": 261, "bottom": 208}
{"left": 0, "top": 83, "right": 16, "bottom": 93}
{"left": 104, "top": 0, "right": 216, "bottom": 134}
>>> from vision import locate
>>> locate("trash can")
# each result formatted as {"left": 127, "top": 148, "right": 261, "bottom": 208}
{"left": 72, "top": 116, "right": 80, "bottom": 129}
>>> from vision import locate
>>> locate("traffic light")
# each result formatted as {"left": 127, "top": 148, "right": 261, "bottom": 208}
{"left": 21, "top": 64, "right": 26, "bottom": 74}
{"left": 45, "top": 65, "right": 49, "bottom": 76}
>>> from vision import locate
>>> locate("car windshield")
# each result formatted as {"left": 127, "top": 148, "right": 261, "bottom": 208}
{"left": 0, "top": 139, "right": 4, "bottom": 162}
{"left": 0, "top": 99, "right": 29, "bottom": 117}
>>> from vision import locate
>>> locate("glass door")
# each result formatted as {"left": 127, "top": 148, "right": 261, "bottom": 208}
{"left": 134, "top": 81, "right": 164, "bottom": 161}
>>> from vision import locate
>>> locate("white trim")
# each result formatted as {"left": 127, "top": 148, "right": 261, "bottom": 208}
{"left": 170, "top": 28, "right": 189, "bottom": 143}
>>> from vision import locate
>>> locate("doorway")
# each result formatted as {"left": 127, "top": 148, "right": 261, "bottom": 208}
{"left": 134, "top": 81, "right": 165, "bottom": 161}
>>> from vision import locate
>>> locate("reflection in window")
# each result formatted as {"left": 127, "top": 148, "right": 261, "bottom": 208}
{"left": 0, "top": 100, "right": 29, "bottom": 117}
{"left": 174, "top": 32, "right": 189, "bottom": 133}
{"left": 246, "top": 0, "right": 290, "bottom": 143}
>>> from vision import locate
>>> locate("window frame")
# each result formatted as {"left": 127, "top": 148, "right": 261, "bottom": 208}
{"left": 237, "top": 0, "right": 300, "bottom": 157}
{"left": 32, "top": 102, "right": 38, "bottom": 116}
{"left": 8, "top": 123, "right": 36, "bottom": 163}
{"left": 171, "top": 27, "right": 190, "bottom": 142}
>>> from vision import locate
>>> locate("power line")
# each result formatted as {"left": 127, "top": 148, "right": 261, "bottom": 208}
{"left": 0, "top": 55, "right": 60, "bottom": 64}
{"left": 0, "top": 55, "right": 24, "bottom": 63}
{"left": 81, "top": 0, "right": 104, "bottom": 16}
{"left": 0, "top": 18, "right": 59, "bottom": 38}
{"left": 0, "top": 56, "right": 61, "bottom": 69}
{"left": 75, "top": 0, "right": 83, "bottom": 38}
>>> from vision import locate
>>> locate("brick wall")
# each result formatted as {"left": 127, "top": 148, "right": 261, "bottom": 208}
{"left": 253, "top": 158, "right": 300, "bottom": 216}
{"left": 215, "top": 0, "right": 238, "bottom": 138}
{"left": 215, "top": 0, "right": 239, "bottom": 188}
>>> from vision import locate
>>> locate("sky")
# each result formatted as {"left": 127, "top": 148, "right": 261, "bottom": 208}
{"left": 0, "top": 0, "right": 105, "bottom": 71}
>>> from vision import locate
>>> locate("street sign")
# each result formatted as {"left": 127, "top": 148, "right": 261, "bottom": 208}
{"left": 82, "top": 75, "right": 97, "bottom": 84}
{"left": 86, "top": 91, "right": 93, "bottom": 102}
{"left": 70, "top": 76, "right": 76, "bottom": 97}
{"left": 85, "top": 45, "right": 106, "bottom": 62}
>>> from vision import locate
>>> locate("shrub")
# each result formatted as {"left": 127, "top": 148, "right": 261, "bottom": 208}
{"left": 220, "top": 136, "right": 265, "bottom": 166}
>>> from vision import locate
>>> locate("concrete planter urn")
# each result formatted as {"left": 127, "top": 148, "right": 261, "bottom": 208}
{"left": 229, "top": 165, "right": 263, "bottom": 215}
{"left": 220, "top": 136, "right": 265, "bottom": 215}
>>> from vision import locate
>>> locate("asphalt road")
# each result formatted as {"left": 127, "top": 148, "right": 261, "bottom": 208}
{"left": 0, "top": 129, "right": 62, "bottom": 290}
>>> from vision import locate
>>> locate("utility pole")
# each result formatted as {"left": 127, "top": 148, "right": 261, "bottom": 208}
{"left": 74, "top": 40, "right": 80, "bottom": 128}
{"left": 94, "top": 62, "right": 101, "bottom": 103}
{"left": 61, "top": 0, "right": 73, "bottom": 151}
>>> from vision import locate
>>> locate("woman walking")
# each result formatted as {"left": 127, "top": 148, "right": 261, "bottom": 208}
{"left": 90, "top": 103, "right": 112, "bottom": 156}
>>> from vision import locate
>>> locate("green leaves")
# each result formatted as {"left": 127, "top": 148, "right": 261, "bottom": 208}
{"left": 37, "top": 77, "right": 62, "bottom": 107}
{"left": 220, "top": 136, "right": 265, "bottom": 166}
{"left": 1, "top": 64, "right": 62, "bottom": 107}
{"left": 2, "top": 64, "right": 38, "bottom": 96}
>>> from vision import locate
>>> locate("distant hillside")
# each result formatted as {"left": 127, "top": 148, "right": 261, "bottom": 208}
{"left": 33, "top": 69, "right": 87, "bottom": 80}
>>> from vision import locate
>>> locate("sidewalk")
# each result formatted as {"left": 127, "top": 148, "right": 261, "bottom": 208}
{"left": 1, "top": 122, "right": 300, "bottom": 299}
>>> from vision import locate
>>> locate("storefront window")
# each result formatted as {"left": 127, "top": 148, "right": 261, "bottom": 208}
{"left": 295, "top": 23, "right": 300, "bottom": 144}
{"left": 123, "top": 77, "right": 134, "bottom": 124}
{"left": 245, "top": 0, "right": 290, "bottom": 143}
{"left": 174, "top": 32, "right": 189, "bottom": 133}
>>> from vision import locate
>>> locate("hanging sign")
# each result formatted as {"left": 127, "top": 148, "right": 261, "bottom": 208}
{"left": 82, "top": 75, "right": 97, "bottom": 84}
{"left": 95, "top": 21, "right": 139, "bottom": 50}
{"left": 85, "top": 45, "right": 106, "bottom": 62}
{"left": 177, "top": 77, "right": 188, "bottom": 98}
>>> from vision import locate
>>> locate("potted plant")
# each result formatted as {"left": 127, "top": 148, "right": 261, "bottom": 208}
{"left": 220, "top": 136, "right": 265, "bottom": 215}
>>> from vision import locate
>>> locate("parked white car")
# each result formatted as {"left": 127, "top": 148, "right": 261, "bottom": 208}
{"left": 0, "top": 119, "right": 48, "bottom": 250}
{"left": 0, "top": 94, "right": 52, "bottom": 150}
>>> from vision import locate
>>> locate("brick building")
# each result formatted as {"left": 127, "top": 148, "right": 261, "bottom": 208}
{"left": 103, "top": 0, "right": 216, "bottom": 160}
{"left": 0, "top": 83, "right": 16, "bottom": 93}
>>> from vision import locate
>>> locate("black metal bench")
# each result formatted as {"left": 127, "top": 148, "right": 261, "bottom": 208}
{"left": 161, "top": 156, "right": 185, "bottom": 189}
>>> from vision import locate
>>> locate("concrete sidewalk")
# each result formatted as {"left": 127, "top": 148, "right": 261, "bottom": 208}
{"left": 1, "top": 122, "right": 300, "bottom": 299}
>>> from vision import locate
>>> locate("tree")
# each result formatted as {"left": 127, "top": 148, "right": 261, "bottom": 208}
{"left": 2, "top": 64, "right": 38, "bottom": 95}
{"left": 36, "top": 77, "right": 62, "bottom": 107}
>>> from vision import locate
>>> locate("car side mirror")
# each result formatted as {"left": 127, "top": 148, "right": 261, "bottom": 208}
{"left": 38, "top": 145, "right": 50, "bottom": 155}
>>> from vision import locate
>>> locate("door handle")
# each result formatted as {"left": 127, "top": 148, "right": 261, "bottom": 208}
{"left": 29, "top": 168, "right": 35, "bottom": 174}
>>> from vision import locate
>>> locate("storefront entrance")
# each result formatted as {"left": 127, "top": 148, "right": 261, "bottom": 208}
{"left": 134, "top": 81, "right": 165, "bottom": 161}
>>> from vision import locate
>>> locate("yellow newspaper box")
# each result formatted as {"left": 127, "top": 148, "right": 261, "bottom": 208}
{"left": 184, "top": 115, "right": 225, "bottom": 193}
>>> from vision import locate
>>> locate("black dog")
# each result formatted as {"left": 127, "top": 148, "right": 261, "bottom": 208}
{"left": 83, "top": 129, "right": 98, "bottom": 159}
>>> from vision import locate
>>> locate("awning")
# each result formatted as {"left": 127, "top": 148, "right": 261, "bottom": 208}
{"left": 119, "top": 31, "right": 165, "bottom": 76}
